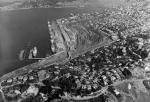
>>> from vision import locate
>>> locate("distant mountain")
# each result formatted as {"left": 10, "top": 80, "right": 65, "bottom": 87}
{"left": 0, "top": 0, "right": 89, "bottom": 11}
{"left": 0, "top": 0, "right": 147, "bottom": 11}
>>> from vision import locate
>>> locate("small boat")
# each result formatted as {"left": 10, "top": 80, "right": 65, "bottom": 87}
{"left": 19, "top": 46, "right": 38, "bottom": 61}
{"left": 18, "top": 50, "right": 25, "bottom": 61}
{"left": 32, "top": 46, "right": 37, "bottom": 58}
{"left": 28, "top": 46, "right": 38, "bottom": 59}
{"left": 28, "top": 49, "right": 33, "bottom": 59}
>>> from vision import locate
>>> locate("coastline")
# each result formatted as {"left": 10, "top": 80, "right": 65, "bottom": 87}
{"left": 0, "top": 4, "right": 87, "bottom": 12}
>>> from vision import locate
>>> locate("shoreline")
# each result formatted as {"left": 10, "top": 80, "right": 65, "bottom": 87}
{"left": 0, "top": 5, "right": 87, "bottom": 12}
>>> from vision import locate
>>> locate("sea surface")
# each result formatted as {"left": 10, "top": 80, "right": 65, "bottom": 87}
{"left": 0, "top": 7, "right": 97, "bottom": 77}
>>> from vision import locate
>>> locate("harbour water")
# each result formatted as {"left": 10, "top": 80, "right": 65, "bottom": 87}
{"left": 0, "top": 7, "right": 96, "bottom": 77}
